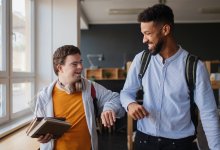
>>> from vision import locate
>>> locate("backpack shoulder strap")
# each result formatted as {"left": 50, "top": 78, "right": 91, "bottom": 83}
{"left": 91, "top": 83, "right": 98, "bottom": 117}
{"left": 138, "top": 50, "right": 151, "bottom": 82}
{"left": 91, "top": 83, "right": 103, "bottom": 133}
{"left": 91, "top": 83, "right": 96, "bottom": 99}
{"left": 136, "top": 51, "right": 151, "bottom": 101}
{"left": 185, "top": 53, "right": 199, "bottom": 133}
{"left": 185, "top": 53, "right": 199, "bottom": 92}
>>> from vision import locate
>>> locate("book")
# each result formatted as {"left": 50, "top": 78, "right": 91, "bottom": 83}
{"left": 26, "top": 117, "right": 44, "bottom": 135}
{"left": 26, "top": 117, "right": 71, "bottom": 138}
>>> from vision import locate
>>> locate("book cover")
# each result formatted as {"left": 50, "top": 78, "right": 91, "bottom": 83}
{"left": 26, "top": 117, "right": 71, "bottom": 138}
{"left": 26, "top": 117, "right": 43, "bottom": 134}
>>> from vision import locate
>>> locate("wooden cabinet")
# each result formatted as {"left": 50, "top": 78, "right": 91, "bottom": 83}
{"left": 84, "top": 68, "right": 126, "bottom": 80}
{"left": 85, "top": 69, "right": 102, "bottom": 80}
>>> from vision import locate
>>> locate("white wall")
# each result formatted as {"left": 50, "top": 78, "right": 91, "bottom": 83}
{"left": 53, "top": 0, "right": 80, "bottom": 49}
{"left": 35, "top": 0, "right": 80, "bottom": 91}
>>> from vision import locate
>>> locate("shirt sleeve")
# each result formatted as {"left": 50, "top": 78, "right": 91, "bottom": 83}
{"left": 120, "top": 52, "right": 143, "bottom": 111}
{"left": 93, "top": 81, "right": 125, "bottom": 118}
{"left": 194, "top": 60, "right": 220, "bottom": 149}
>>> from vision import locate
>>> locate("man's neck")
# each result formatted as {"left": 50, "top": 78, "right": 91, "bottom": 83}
{"left": 58, "top": 78, "right": 68, "bottom": 86}
{"left": 57, "top": 77, "right": 74, "bottom": 86}
{"left": 159, "top": 38, "right": 179, "bottom": 61}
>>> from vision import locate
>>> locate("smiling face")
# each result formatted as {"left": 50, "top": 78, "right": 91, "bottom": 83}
{"left": 57, "top": 54, "right": 83, "bottom": 85}
{"left": 141, "top": 21, "right": 165, "bottom": 55}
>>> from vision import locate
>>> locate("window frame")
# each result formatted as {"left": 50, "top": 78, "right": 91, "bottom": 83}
{"left": 0, "top": 0, "right": 9, "bottom": 77}
{"left": 10, "top": 0, "right": 35, "bottom": 75}
{"left": 10, "top": 78, "right": 35, "bottom": 119}
{"left": 0, "top": 79, "right": 9, "bottom": 123}
{"left": 0, "top": 0, "right": 35, "bottom": 125}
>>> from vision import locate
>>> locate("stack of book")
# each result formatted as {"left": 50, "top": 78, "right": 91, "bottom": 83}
{"left": 26, "top": 117, "right": 71, "bottom": 138}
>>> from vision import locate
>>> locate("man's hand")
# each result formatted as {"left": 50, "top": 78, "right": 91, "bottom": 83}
{"left": 37, "top": 133, "right": 53, "bottom": 143}
{"left": 127, "top": 102, "right": 149, "bottom": 120}
{"left": 101, "top": 110, "right": 116, "bottom": 128}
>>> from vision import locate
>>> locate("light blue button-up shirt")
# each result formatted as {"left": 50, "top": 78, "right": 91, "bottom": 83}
{"left": 120, "top": 47, "right": 220, "bottom": 149}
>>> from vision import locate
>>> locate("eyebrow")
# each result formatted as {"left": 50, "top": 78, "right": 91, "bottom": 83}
{"left": 71, "top": 60, "right": 83, "bottom": 63}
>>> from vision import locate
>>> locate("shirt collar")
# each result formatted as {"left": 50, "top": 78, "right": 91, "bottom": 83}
{"left": 155, "top": 45, "right": 183, "bottom": 65}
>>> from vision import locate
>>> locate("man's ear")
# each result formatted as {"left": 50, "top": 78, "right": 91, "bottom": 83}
{"left": 162, "top": 24, "right": 171, "bottom": 36}
{"left": 57, "top": 64, "right": 63, "bottom": 73}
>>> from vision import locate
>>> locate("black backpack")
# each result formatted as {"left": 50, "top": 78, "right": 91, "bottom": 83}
{"left": 136, "top": 50, "right": 199, "bottom": 134}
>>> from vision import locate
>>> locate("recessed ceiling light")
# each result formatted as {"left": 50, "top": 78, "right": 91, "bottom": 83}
{"left": 199, "top": 7, "right": 220, "bottom": 14}
{"left": 109, "top": 8, "right": 144, "bottom": 15}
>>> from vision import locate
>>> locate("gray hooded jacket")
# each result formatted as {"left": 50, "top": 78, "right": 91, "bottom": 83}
{"left": 34, "top": 78, "right": 125, "bottom": 150}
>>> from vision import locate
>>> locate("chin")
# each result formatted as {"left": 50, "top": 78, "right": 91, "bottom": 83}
{"left": 148, "top": 48, "right": 153, "bottom": 52}
{"left": 148, "top": 49, "right": 156, "bottom": 55}
{"left": 76, "top": 76, "right": 82, "bottom": 81}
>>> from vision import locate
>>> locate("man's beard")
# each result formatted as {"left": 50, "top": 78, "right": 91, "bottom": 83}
{"left": 149, "top": 38, "right": 164, "bottom": 56}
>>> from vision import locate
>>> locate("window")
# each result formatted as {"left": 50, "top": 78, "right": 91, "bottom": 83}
{"left": 0, "top": 84, "right": 6, "bottom": 118}
{"left": 12, "top": 83, "right": 31, "bottom": 113}
{"left": 11, "top": 81, "right": 34, "bottom": 118}
{"left": 0, "top": 0, "right": 35, "bottom": 125}
{"left": 12, "top": 0, "right": 33, "bottom": 72}
{"left": 0, "top": 8, "right": 2, "bottom": 71}
{"left": 0, "top": 80, "right": 8, "bottom": 123}
{"left": 0, "top": 0, "right": 4, "bottom": 71}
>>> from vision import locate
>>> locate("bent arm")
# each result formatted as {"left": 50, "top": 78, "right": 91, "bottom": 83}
{"left": 120, "top": 52, "right": 142, "bottom": 111}
{"left": 93, "top": 81, "right": 125, "bottom": 118}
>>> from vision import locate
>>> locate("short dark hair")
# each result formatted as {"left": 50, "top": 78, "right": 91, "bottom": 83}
{"left": 138, "top": 4, "right": 174, "bottom": 29}
{"left": 53, "top": 45, "right": 81, "bottom": 75}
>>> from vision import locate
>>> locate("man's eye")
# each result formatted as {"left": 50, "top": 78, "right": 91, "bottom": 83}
{"left": 71, "top": 61, "right": 82, "bottom": 66}
{"left": 72, "top": 63, "right": 77, "bottom": 66}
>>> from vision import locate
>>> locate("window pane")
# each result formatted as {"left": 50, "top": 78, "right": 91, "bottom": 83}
{"left": 0, "top": 0, "right": 3, "bottom": 71}
{"left": 0, "top": 84, "right": 6, "bottom": 117}
{"left": 12, "top": 0, "right": 32, "bottom": 72}
{"left": 12, "top": 82, "right": 32, "bottom": 113}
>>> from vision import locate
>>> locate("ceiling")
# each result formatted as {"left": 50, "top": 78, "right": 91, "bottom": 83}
{"left": 80, "top": 0, "right": 220, "bottom": 29}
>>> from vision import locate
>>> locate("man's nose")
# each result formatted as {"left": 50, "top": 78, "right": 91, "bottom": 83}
{"left": 143, "top": 36, "right": 148, "bottom": 44}
{"left": 78, "top": 63, "right": 83, "bottom": 69}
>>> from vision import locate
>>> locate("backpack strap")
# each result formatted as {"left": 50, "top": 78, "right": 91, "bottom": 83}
{"left": 185, "top": 53, "right": 199, "bottom": 134}
{"left": 138, "top": 50, "right": 151, "bottom": 85}
{"left": 91, "top": 83, "right": 98, "bottom": 118}
{"left": 91, "top": 83, "right": 103, "bottom": 134}
{"left": 136, "top": 51, "right": 151, "bottom": 101}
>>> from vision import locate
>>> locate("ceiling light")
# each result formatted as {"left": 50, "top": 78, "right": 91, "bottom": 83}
{"left": 199, "top": 7, "right": 220, "bottom": 14}
{"left": 109, "top": 8, "right": 144, "bottom": 15}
